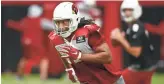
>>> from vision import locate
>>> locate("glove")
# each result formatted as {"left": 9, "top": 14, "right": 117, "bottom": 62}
{"left": 49, "top": 32, "right": 79, "bottom": 82}
{"left": 6, "top": 20, "right": 16, "bottom": 28}
{"left": 66, "top": 68, "right": 79, "bottom": 83}
{"left": 60, "top": 45, "right": 82, "bottom": 63}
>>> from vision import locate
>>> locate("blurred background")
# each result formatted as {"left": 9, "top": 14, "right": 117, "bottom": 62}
{"left": 1, "top": 0, "right": 164, "bottom": 84}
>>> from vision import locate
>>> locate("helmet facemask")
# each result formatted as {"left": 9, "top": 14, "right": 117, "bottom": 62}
{"left": 53, "top": 18, "right": 77, "bottom": 38}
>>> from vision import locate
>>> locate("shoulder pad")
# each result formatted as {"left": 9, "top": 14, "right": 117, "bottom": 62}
{"left": 84, "top": 24, "right": 100, "bottom": 33}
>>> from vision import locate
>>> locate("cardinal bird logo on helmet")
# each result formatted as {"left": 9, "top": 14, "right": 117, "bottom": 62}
{"left": 72, "top": 4, "right": 78, "bottom": 14}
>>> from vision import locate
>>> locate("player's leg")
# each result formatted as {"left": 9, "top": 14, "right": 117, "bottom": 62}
{"left": 24, "top": 55, "right": 43, "bottom": 75}
{"left": 16, "top": 57, "right": 27, "bottom": 79}
{"left": 40, "top": 57, "right": 49, "bottom": 80}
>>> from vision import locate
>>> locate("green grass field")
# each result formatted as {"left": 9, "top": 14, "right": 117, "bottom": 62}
{"left": 1, "top": 73, "right": 164, "bottom": 84}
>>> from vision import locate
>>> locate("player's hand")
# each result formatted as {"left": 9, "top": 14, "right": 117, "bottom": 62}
{"left": 66, "top": 68, "right": 78, "bottom": 83}
{"left": 60, "top": 46, "right": 82, "bottom": 63}
{"left": 6, "top": 20, "right": 16, "bottom": 28}
{"left": 110, "top": 28, "right": 124, "bottom": 42}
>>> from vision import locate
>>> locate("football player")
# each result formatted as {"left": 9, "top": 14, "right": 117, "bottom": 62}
{"left": 7, "top": 4, "right": 49, "bottom": 80}
{"left": 48, "top": 2, "right": 124, "bottom": 84}
{"left": 111, "top": 0, "right": 156, "bottom": 84}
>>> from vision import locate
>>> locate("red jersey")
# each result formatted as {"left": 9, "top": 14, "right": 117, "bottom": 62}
{"left": 49, "top": 24, "right": 121, "bottom": 84}
{"left": 7, "top": 17, "right": 45, "bottom": 59}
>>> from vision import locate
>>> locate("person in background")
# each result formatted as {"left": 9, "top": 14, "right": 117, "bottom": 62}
{"left": 76, "top": 0, "right": 102, "bottom": 27}
{"left": 110, "top": 0, "right": 157, "bottom": 84}
{"left": 6, "top": 4, "right": 49, "bottom": 80}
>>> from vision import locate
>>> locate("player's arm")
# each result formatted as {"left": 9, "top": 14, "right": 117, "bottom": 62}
{"left": 80, "top": 30, "right": 112, "bottom": 64}
{"left": 48, "top": 33, "right": 79, "bottom": 82}
{"left": 60, "top": 30, "right": 112, "bottom": 64}
{"left": 6, "top": 20, "right": 24, "bottom": 31}
{"left": 118, "top": 36, "right": 142, "bottom": 57}
{"left": 111, "top": 27, "right": 143, "bottom": 58}
{"left": 81, "top": 42, "right": 112, "bottom": 64}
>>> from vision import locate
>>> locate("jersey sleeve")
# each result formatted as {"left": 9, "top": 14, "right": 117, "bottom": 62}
{"left": 130, "top": 24, "right": 145, "bottom": 46}
{"left": 87, "top": 25, "right": 105, "bottom": 50}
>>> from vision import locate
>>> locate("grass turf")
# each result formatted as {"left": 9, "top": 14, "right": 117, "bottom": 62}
{"left": 1, "top": 73, "right": 164, "bottom": 84}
